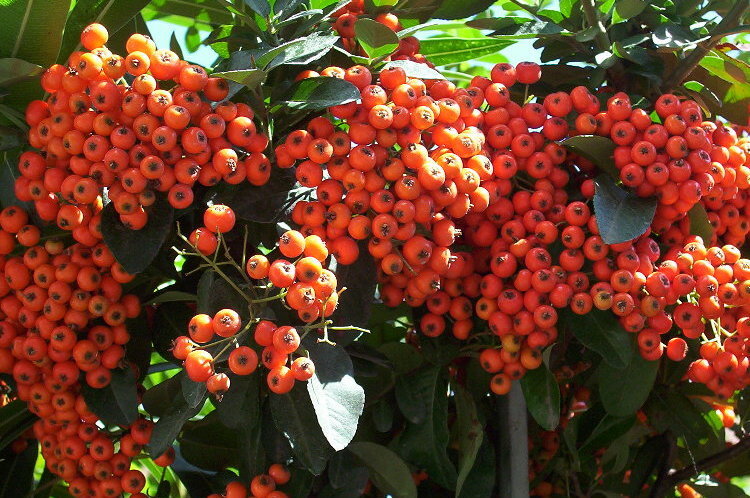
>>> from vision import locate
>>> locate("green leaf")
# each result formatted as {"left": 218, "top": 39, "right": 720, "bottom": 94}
{"left": 81, "top": 367, "right": 139, "bottom": 426}
{"left": 330, "top": 240, "right": 377, "bottom": 343}
{"left": 563, "top": 309, "right": 633, "bottom": 369}
{"left": 431, "top": 0, "right": 496, "bottom": 19}
{"left": 0, "top": 58, "right": 41, "bottom": 87}
{"left": 467, "top": 17, "right": 564, "bottom": 37}
{"left": 270, "top": 382, "right": 334, "bottom": 475}
{"left": 454, "top": 386, "right": 483, "bottom": 496}
{"left": 209, "top": 168, "right": 310, "bottom": 223}
{"left": 417, "top": 37, "right": 513, "bottom": 66}
{"left": 457, "top": 438, "right": 495, "bottom": 498}
{"left": 519, "top": 364, "right": 560, "bottom": 431}
{"left": 652, "top": 23, "right": 699, "bottom": 50}
{"left": 612, "top": 0, "right": 646, "bottom": 23}
{"left": 0, "top": 401, "right": 36, "bottom": 451}
{"left": 58, "top": 0, "right": 151, "bottom": 65}
{"left": 146, "top": 377, "right": 206, "bottom": 458}
{"left": 0, "top": 127, "right": 23, "bottom": 152}
{"left": 101, "top": 194, "right": 174, "bottom": 274}
{"left": 179, "top": 413, "right": 240, "bottom": 471}
{"left": 688, "top": 203, "right": 714, "bottom": 243}
{"left": 216, "top": 373, "right": 260, "bottom": 429}
{"left": 593, "top": 175, "right": 657, "bottom": 244}
{"left": 393, "top": 366, "right": 456, "bottom": 490}
{"left": 645, "top": 391, "right": 724, "bottom": 459}
{"left": 559, "top": 135, "right": 618, "bottom": 178}
{"left": 0, "top": 440, "right": 37, "bottom": 497}
{"left": 355, "top": 18, "right": 399, "bottom": 59}
{"left": 196, "top": 270, "right": 249, "bottom": 319}
{"left": 169, "top": 31, "right": 185, "bottom": 60}
{"left": 257, "top": 33, "right": 340, "bottom": 70}
{"left": 623, "top": 434, "right": 668, "bottom": 496}
{"left": 382, "top": 59, "right": 445, "bottom": 79}
{"left": 245, "top": 0, "right": 271, "bottom": 17}
{"left": 598, "top": 354, "right": 658, "bottom": 416}
{"left": 282, "top": 76, "right": 361, "bottom": 110}
{"left": 0, "top": 0, "right": 71, "bottom": 67}
{"left": 348, "top": 442, "right": 417, "bottom": 498}
{"left": 211, "top": 69, "right": 267, "bottom": 89}
{"left": 145, "top": 291, "right": 197, "bottom": 305}
{"left": 578, "top": 414, "right": 635, "bottom": 455}
{"left": 304, "top": 341, "right": 364, "bottom": 451}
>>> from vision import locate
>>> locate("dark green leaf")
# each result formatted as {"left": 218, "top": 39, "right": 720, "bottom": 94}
{"left": 623, "top": 434, "right": 668, "bottom": 496}
{"left": 593, "top": 175, "right": 657, "bottom": 244}
{"left": 383, "top": 60, "right": 445, "bottom": 79}
{"left": 305, "top": 340, "right": 364, "bottom": 451}
{"left": 179, "top": 413, "right": 239, "bottom": 471}
{"left": 146, "top": 373, "right": 207, "bottom": 458}
{"left": 211, "top": 69, "right": 267, "bottom": 89}
{"left": 0, "top": 58, "right": 42, "bottom": 87}
{"left": 599, "top": 354, "right": 658, "bottom": 416}
{"left": 454, "top": 386, "right": 483, "bottom": 496}
{"left": 355, "top": 18, "right": 399, "bottom": 59}
{"left": 560, "top": 135, "right": 618, "bottom": 178}
{"left": 196, "top": 270, "right": 249, "bottom": 318}
{"left": 372, "top": 399, "right": 394, "bottom": 432}
{"left": 0, "top": 0, "right": 71, "bottom": 67}
{"left": 170, "top": 31, "right": 185, "bottom": 60}
{"left": 467, "top": 17, "right": 564, "bottom": 37}
{"left": 0, "top": 440, "right": 37, "bottom": 497}
{"left": 563, "top": 309, "right": 633, "bottom": 369}
{"left": 181, "top": 372, "right": 207, "bottom": 408}
{"left": 431, "top": 0, "right": 496, "bottom": 19}
{"left": 417, "top": 37, "right": 514, "bottom": 66}
{"left": 327, "top": 449, "right": 369, "bottom": 491}
{"left": 238, "top": 421, "right": 266, "bottom": 480}
{"left": 393, "top": 366, "right": 456, "bottom": 489}
{"left": 395, "top": 369, "right": 433, "bottom": 424}
{"left": 330, "top": 240, "right": 377, "bottom": 343}
{"left": 646, "top": 391, "right": 724, "bottom": 458}
{"left": 216, "top": 373, "right": 260, "bottom": 429}
{"left": 519, "top": 364, "right": 560, "bottom": 431}
{"left": 270, "top": 382, "right": 334, "bottom": 475}
{"left": 0, "top": 401, "right": 36, "bottom": 451}
{"left": 58, "top": 0, "right": 151, "bottom": 65}
{"left": 152, "top": 302, "right": 194, "bottom": 361}
{"left": 283, "top": 76, "right": 360, "bottom": 110}
{"left": 0, "top": 127, "right": 23, "bottom": 152}
{"left": 457, "top": 439, "right": 495, "bottom": 498}
{"left": 652, "top": 24, "right": 698, "bottom": 49}
{"left": 349, "top": 442, "right": 418, "bottom": 498}
{"left": 613, "top": 0, "right": 646, "bottom": 22}
{"left": 145, "top": 290, "right": 197, "bottom": 305}
{"left": 209, "top": 168, "right": 311, "bottom": 223}
{"left": 124, "top": 313, "right": 152, "bottom": 382}
{"left": 578, "top": 415, "right": 635, "bottom": 455}
{"left": 101, "top": 194, "right": 174, "bottom": 274}
{"left": 257, "top": 33, "right": 339, "bottom": 70}
{"left": 688, "top": 203, "right": 714, "bottom": 243}
{"left": 245, "top": 0, "right": 271, "bottom": 17}
{"left": 81, "top": 367, "right": 138, "bottom": 426}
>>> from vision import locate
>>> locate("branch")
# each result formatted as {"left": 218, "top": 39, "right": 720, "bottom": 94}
{"left": 661, "top": 0, "right": 750, "bottom": 92}
{"left": 650, "top": 435, "right": 750, "bottom": 497}
{"left": 580, "top": 0, "right": 610, "bottom": 54}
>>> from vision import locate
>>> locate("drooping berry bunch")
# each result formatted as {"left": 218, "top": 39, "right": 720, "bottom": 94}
{"left": 271, "top": 59, "right": 750, "bottom": 399}
{"left": 20, "top": 22, "right": 270, "bottom": 236}
{"left": 0, "top": 203, "right": 172, "bottom": 496}
{"left": 172, "top": 205, "right": 342, "bottom": 397}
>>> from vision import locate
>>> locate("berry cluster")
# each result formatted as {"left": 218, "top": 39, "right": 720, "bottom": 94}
{"left": 212, "top": 463, "right": 292, "bottom": 498}
{"left": 20, "top": 23, "right": 270, "bottom": 235}
{"left": 174, "top": 206, "right": 330, "bottom": 397}
{"left": 330, "top": 1, "right": 427, "bottom": 65}
{"left": 273, "top": 60, "right": 750, "bottom": 398}
{"left": 0, "top": 204, "right": 169, "bottom": 496}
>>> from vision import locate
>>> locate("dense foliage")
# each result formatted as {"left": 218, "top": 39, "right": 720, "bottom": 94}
{"left": 0, "top": 0, "right": 750, "bottom": 497}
